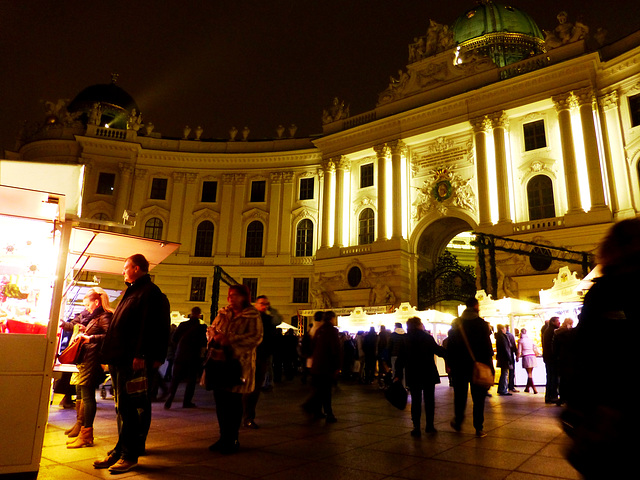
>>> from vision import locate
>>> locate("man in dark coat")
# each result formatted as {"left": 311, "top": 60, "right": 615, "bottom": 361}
{"left": 495, "top": 324, "right": 514, "bottom": 396}
{"left": 94, "top": 254, "right": 170, "bottom": 474}
{"left": 446, "top": 297, "right": 494, "bottom": 437}
{"left": 394, "top": 317, "right": 446, "bottom": 436}
{"left": 164, "top": 307, "right": 207, "bottom": 409}
{"left": 542, "top": 316, "right": 560, "bottom": 404}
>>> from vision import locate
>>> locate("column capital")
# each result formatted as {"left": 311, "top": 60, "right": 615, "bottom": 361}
{"left": 333, "top": 155, "right": 350, "bottom": 170}
{"left": 269, "top": 172, "right": 283, "bottom": 182}
{"left": 552, "top": 92, "right": 577, "bottom": 112}
{"left": 172, "top": 171, "right": 185, "bottom": 182}
{"left": 598, "top": 91, "right": 619, "bottom": 111}
{"left": 134, "top": 168, "right": 147, "bottom": 180}
{"left": 185, "top": 173, "right": 198, "bottom": 184}
{"left": 489, "top": 111, "right": 509, "bottom": 129}
{"left": 373, "top": 143, "right": 389, "bottom": 157}
{"left": 387, "top": 139, "right": 406, "bottom": 155}
{"left": 282, "top": 171, "right": 295, "bottom": 183}
{"left": 470, "top": 115, "right": 491, "bottom": 133}
{"left": 573, "top": 87, "right": 595, "bottom": 107}
{"left": 321, "top": 158, "right": 336, "bottom": 172}
{"left": 118, "top": 162, "right": 134, "bottom": 175}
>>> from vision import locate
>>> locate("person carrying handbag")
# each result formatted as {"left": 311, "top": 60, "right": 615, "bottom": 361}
{"left": 445, "top": 297, "right": 495, "bottom": 438}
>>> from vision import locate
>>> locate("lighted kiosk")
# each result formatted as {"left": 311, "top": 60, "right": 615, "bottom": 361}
{"left": 0, "top": 185, "right": 179, "bottom": 478}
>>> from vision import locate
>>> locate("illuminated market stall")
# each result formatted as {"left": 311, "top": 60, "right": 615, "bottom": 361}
{"left": 0, "top": 182, "right": 179, "bottom": 478}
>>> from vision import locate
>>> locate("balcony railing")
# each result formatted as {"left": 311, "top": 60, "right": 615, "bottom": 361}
{"left": 512, "top": 217, "right": 565, "bottom": 233}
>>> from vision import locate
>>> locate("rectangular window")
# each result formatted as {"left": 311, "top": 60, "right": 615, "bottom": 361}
{"left": 201, "top": 181, "right": 218, "bottom": 202}
{"left": 250, "top": 180, "right": 266, "bottom": 202}
{"left": 96, "top": 172, "right": 115, "bottom": 195}
{"left": 150, "top": 178, "right": 168, "bottom": 200}
{"left": 292, "top": 277, "right": 309, "bottom": 304}
{"left": 360, "top": 163, "right": 374, "bottom": 188}
{"left": 190, "top": 277, "right": 207, "bottom": 302}
{"left": 299, "top": 177, "right": 314, "bottom": 200}
{"left": 630, "top": 94, "right": 640, "bottom": 127}
{"left": 523, "top": 120, "right": 547, "bottom": 151}
{"left": 242, "top": 278, "right": 258, "bottom": 303}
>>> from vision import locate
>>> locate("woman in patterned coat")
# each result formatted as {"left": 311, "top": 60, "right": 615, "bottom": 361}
{"left": 206, "top": 284, "right": 262, "bottom": 454}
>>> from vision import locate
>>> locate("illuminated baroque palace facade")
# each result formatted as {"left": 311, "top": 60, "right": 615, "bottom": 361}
{"left": 5, "top": 3, "right": 640, "bottom": 322}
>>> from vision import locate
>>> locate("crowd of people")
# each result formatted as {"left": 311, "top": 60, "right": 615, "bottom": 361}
{"left": 54, "top": 217, "right": 638, "bottom": 477}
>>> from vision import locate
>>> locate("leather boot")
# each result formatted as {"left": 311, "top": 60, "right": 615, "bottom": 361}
{"left": 65, "top": 399, "right": 83, "bottom": 435}
{"left": 66, "top": 400, "right": 84, "bottom": 439}
{"left": 67, "top": 427, "right": 93, "bottom": 448}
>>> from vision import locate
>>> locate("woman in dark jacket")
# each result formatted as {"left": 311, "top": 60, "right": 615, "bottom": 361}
{"left": 66, "top": 288, "right": 113, "bottom": 448}
{"left": 395, "top": 317, "right": 446, "bottom": 436}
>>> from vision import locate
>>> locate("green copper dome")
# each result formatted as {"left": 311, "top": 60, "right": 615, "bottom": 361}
{"left": 452, "top": 1, "right": 545, "bottom": 67}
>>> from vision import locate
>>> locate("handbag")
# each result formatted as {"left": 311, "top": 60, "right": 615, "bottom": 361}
{"left": 384, "top": 380, "right": 408, "bottom": 410}
{"left": 125, "top": 369, "right": 148, "bottom": 397}
{"left": 459, "top": 323, "right": 494, "bottom": 389}
{"left": 57, "top": 332, "right": 86, "bottom": 364}
{"left": 203, "top": 345, "right": 244, "bottom": 390}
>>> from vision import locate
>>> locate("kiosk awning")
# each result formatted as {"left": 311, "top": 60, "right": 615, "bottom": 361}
{"left": 68, "top": 227, "right": 180, "bottom": 275}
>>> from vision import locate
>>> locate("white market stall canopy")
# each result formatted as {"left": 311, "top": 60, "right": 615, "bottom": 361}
{"left": 539, "top": 266, "right": 585, "bottom": 306}
{"left": 68, "top": 227, "right": 180, "bottom": 275}
{"left": 472, "top": 290, "right": 540, "bottom": 318}
{"left": 337, "top": 302, "right": 455, "bottom": 332}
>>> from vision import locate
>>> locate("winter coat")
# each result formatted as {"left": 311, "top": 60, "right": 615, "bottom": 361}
{"left": 71, "top": 306, "right": 112, "bottom": 386}
{"left": 495, "top": 330, "right": 513, "bottom": 368}
{"left": 394, "top": 328, "right": 446, "bottom": 387}
{"left": 309, "top": 321, "right": 342, "bottom": 377}
{"left": 173, "top": 317, "right": 207, "bottom": 366}
{"left": 446, "top": 308, "right": 494, "bottom": 380}
{"left": 101, "top": 274, "right": 171, "bottom": 367}
{"left": 210, "top": 304, "right": 263, "bottom": 394}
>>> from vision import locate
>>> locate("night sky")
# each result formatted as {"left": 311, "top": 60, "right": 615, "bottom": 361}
{"left": 1, "top": 1, "right": 638, "bottom": 152}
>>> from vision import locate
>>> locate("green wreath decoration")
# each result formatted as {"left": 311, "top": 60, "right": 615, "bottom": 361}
{"left": 432, "top": 180, "right": 452, "bottom": 202}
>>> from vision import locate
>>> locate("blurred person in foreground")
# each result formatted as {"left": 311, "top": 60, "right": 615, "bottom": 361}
{"left": 561, "top": 218, "right": 640, "bottom": 479}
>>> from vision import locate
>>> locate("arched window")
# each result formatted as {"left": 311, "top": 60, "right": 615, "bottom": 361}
{"left": 527, "top": 175, "right": 555, "bottom": 221}
{"left": 358, "top": 208, "right": 375, "bottom": 245}
{"left": 90, "top": 213, "right": 110, "bottom": 231}
{"left": 245, "top": 221, "right": 264, "bottom": 257}
{"left": 295, "top": 219, "right": 314, "bottom": 257}
{"left": 194, "top": 220, "right": 215, "bottom": 257}
{"left": 143, "top": 217, "right": 163, "bottom": 240}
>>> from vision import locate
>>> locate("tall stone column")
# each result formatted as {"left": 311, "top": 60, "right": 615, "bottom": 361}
{"left": 552, "top": 93, "right": 584, "bottom": 215}
{"left": 575, "top": 87, "right": 607, "bottom": 210}
{"left": 320, "top": 159, "right": 335, "bottom": 249}
{"left": 598, "top": 91, "right": 634, "bottom": 217}
{"left": 115, "top": 162, "right": 133, "bottom": 224}
{"left": 374, "top": 144, "right": 388, "bottom": 241}
{"left": 388, "top": 140, "right": 405, "bottom": 239}
{"left": 490, "top": 111, "right": 512, "bottom": 224}
{"left": 280, "top": 171, "right": 294, "bottom": 255}
{"left": 179, "top": 173, "right": 198, "bottom": 255}
{"left": 167, "top": 172, "right": 186, "bottom": 243}
{"left": 333, "top": 156, "right": 349, "bottom": 247}
{"left": 471, "top": 116, "right": 492, "bottom": 226}
{"left": 130, "top": 168, "right": 148, "bottom": 236}
{"left": 267, "top": 172, "right": 283, "bottom": 256}
{"left": 229, "top": 174, "right": 246, "bottom": 257}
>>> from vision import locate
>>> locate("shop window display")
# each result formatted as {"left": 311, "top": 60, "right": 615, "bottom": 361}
{"left": 0, "top": 216, "right": 59, "bottom": 334}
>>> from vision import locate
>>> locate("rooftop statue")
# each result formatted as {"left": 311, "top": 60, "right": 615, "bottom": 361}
{"left": 127, "top": 108, "right": 143, "bottom": 131}
{"left": 322, "top": 97, "right": 350, "bottom": 124}
{"left": 543, "top": 11, "right": 589, "bottom": 49}
{"left": 408, "top": 20, "right": 456, "bottom": 63}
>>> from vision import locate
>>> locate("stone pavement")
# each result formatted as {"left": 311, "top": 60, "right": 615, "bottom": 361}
{"left": 39, "top": 378, "right": 581, "bottom": 479}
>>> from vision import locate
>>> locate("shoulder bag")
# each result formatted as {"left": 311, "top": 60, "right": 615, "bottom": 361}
{"left": 57, "top": 328, "right": 86, "bottom": 365}
{"left": 202, "top": 345, "right": 244, "bottom": 390}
